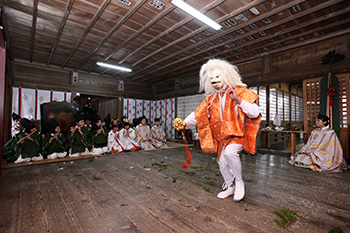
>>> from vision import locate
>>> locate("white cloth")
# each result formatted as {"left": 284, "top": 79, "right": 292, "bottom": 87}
{"left": 107, "top": 130, "right": 123, "bottom": 152}
{"left": 119, "top": 128, "right": 139, "bottom": 150}
{"left": 11, "top": 124, "right": 21, "bottom": 137}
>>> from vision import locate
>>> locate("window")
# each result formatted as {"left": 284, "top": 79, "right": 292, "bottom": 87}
{"left": 284, "top": 93, "right": 290, "bottom": 121}
{"left": 269, "top": 88, "right": 277, "bottom": 120}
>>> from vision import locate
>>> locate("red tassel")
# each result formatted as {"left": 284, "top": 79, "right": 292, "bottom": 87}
{"left": 181, "top": 131, "right": 193, "bottom": 169}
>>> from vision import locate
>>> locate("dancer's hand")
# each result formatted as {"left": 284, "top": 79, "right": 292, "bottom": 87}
{"left": 227, "top": 87, "right": 242, "bottom": 104}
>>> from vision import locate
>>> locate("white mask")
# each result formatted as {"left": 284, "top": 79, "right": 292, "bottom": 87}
{"left": 209, "top": 69, "right": 224, "bottom": 90}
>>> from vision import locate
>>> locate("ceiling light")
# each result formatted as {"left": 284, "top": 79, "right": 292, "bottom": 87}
{"left": 97, "top": 62, "right": 132, "bottom": 72}
{"left": 171, "top": 0, "right": 221, "bottom": 31}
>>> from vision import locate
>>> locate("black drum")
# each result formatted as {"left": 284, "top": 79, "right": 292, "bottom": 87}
{"left": 40, "top": 102, "right": 77, "bottom": 134}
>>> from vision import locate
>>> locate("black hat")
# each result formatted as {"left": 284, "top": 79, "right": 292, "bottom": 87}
{"left": 47, "top": 119, "right": 59, "bottom": 132}
{"left": 12, "top": 112, "right": 21, "bottom": 121}
{"left": 74, "top": 112, "right": 84, "bottom": 123}
{"left": 83, "top": 113, "right": 93, "bottom": 121}
{"left": 132, "top": 118, "right": 140, "bottom": 126}
{"left": 92, "top": 115, "right": 101, "bottom": 123}
{"left": 73, "top": 95, "right": 80, "bottom": 104}
{"left": 21, "top": 118, "right": 36, "bottom": 133}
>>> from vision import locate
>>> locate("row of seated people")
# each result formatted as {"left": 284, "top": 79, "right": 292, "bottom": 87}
{"left": 2, "top": 113, "right": 168, "bottom": 164}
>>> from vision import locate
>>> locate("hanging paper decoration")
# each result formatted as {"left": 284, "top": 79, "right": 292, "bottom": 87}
{"left": 319, "top": 50, "right": 344, "bottom": 137}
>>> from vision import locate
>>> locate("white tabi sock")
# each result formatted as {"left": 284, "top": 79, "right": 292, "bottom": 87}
{"left": 233, "top": 179, "right": 245, "bottom": 202}
{"left": 217, "top": 186, "right": 235, "bottom": 199}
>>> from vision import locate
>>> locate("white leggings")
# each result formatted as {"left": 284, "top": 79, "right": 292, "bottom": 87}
{"left": 218, "top": 144, "right": 243, "bottom": 187}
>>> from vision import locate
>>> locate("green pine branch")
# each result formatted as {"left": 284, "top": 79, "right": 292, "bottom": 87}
{"left": 273, "top": 208, "right": 297, "bottom": 230}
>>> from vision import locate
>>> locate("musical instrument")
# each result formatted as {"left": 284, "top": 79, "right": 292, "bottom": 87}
{"left": 173, "top": 118, "right": 186, "bottom": 131}
{"left": 49, "top": 130, "right": 61, "bottom": 143}
{"left": 17, "top": 129, "right": 37, "bottom": 144}
{"left": 41, "top": 102, "right": 77, "bottom": 134}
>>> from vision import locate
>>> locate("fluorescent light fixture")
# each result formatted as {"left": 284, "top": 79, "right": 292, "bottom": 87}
{"left": 171, "top": 0, "right": 221, "bottom": 31}
{"left": 97, "top": 62, "right": 132, "bottom": 72}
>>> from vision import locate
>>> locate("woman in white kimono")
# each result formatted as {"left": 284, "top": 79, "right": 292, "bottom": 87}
{"left": 151, "top": 118, "right": 168, "bottom": 148}
{"left": 290, "top": 113, "right": 348, "bottom": 172}
{"left": 119, "top": 119, "right": 140, "bottom": 151}
{"left": 107, "top": 120, "right": 123, "bottom": 154}
{"left": 135, "top": 116, "right": 155, "bottom": 150}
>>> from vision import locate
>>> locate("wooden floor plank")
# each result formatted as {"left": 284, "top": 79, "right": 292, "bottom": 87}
{"left": 1, "top": 147, "right": 349, "bottom": 233}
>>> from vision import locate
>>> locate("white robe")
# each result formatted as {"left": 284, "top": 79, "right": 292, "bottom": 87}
{"left": 119, "top": 128, "right": 139, "bottom": 150}
{"left": 107, "top": 130, "right": 123, "bottom": 153}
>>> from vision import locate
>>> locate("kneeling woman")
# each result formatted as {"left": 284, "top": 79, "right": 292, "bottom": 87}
{"left": 119, "top": 119, "right": 140, "bottom": 151}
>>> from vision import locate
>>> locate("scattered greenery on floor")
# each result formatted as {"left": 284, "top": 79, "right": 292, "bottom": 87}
{"left": 120, "top": 204, "right": 128, "bottom": 207}
{"left": 92, "top": 176, "right": 102, "bottom": 180}
{"left": 88, "top": 158, "right": 94, "bottom": 162}
{"left": 273, "top": 208, "right": 297, "bottom": 230}
{"left": 328, "top": 227, "right": 344, "bottom": 233}
{"left": 152, "top": 162, "right": 171, "bottom": 171}
{"left": 202, "top": 186, "right": 212, "bottom": 193}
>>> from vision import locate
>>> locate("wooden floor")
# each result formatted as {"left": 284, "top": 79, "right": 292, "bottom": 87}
{"left": 1, "top": 146, "right": 349, "bottom": 233}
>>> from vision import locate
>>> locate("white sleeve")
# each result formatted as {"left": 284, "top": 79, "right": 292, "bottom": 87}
{"left": 183, "top": 112, "right": 197, "bottom": 128}
{"left": 238, "top": 100, "right": 260, "bottom": 118}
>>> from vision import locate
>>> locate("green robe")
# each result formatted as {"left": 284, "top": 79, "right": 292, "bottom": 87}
{"left": 16, "top": 131, "right": 42, "bottom": 159}
{"left": 90, "top": 126, "right": 108, "bottom": 148}
{"left": 42, "top": 132, "right": 68, "bottom": 158}
{"left": 2, "top": 133, "right": 21, "bottom": 162}
{"left": 70, "top": 126, "right": 90, "bottom": 154}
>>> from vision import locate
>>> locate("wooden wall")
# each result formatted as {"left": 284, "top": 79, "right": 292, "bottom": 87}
{"left": 154, "top": 34, "right": 350, "bottom": 99}
{"left": 10, "top": 61, "right": 153, "bottom": 100}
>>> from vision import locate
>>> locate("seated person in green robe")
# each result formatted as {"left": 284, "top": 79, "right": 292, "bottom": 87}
{"left": 90, "top": 116, "right": 108, "bottom": 155}
{"left": 42, "top": 119, "right": 68, "bottom": 160}
{"left": 69, "top": 113, "right": 90, "bottom": 157}
{"left": 290, "top": 113, "right": 348, "bottom": 172}
{"left": 14, "top": 118, "right": 43, "bottom": 163}
{"left": 3, "top": 130, "right": 22, "bottom": 162}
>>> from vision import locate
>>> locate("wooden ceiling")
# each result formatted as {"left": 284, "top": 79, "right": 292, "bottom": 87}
{"left": 1, "top": 0, "right": 350, "bottom": 84}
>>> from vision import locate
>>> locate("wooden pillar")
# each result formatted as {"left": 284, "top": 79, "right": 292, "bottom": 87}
{"left": 266, "top": 85, "right": 270, "bottom": 124}
{"left": 0, "top": 31, "right": 6, "bottom": 175}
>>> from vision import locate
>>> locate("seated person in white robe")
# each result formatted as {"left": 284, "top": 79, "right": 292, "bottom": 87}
{"left": 119, "top": 119, "right": 140, "bottom": 151}
{"left": 290, "top": 113, "right": 348, "bottom": 172}
{"left": 151, "top": 118, "right": 168, "bottom": 148}
{"left": 107, "top": 120, "right": 123, "bottom": 154}
{"left": 135, "top": 116, "right": 155, "bottom": 150}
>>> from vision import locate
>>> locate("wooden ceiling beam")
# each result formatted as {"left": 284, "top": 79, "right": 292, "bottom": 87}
{"left": 116, "top": 0, "right": 228, "bottom": 66}
{"left": 130, "top": 0, "right": 309, "bottom": 80}
{"left": 147, "top": 19, "right": 350, "bottom": 84}
{"left": 130, "top": 0, "right": 267, "bottom": 69}
{"left": 29, "top": 0, "right": 39, "bottom": 62}
{"left": 103, "top": 4, "right": 177, "bottom": 61}
{"left": 47, "top": 0, "right": 75, "bottom": 65}
{"left": 60, "top": 0, "right": 112, "bottom": 68}
{"left": 133, "top": 0, "right": 345, "bottom": 81}
{"left": 79, "top": 0, "right": 148, "bottom": 72}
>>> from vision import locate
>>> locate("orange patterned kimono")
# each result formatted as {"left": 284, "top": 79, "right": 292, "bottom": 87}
{"left": 195, "top": 87, "right": 262, "bottom": 160}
